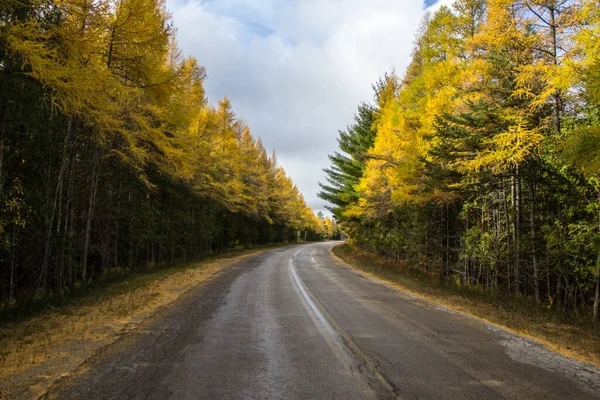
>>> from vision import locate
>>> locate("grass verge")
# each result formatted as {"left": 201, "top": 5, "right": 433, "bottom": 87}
{"left": 332, "top": 242, "right": 600, "bottom": 367}
{"left": 0, "top": 244, "right": 285, "bottom": 400}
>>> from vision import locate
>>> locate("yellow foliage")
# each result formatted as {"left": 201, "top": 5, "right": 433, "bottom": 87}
{"left": 1, "top": 0, "right": 322, "bottom": 232}
{"left": 358, "top": 6, "right": 465, "bottom": 211}
{"left": 458, "top": 122, "right": 544, "bottom": 174}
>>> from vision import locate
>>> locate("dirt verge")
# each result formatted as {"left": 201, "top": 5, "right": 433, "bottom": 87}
{"left": 0, "top": 248, "right": 272, "bottom": 400}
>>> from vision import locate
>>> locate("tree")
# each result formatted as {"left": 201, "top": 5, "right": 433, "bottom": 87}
{"left": 0, "top": 0, "right": 323, "bottom": 307}
{"left": 320, "top": 0, "right": 600, "bottom": 322}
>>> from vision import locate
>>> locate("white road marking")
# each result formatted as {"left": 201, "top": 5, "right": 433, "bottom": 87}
{"left": 289, "top": 247, "right": 338, "bottom": 340}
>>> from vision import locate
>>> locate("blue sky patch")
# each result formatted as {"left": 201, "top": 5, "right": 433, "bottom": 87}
{"left": 243, "top": 20, "right": 275, "bottom": 38}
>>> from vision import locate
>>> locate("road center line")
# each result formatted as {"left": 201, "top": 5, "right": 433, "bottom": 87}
{"left": 288, "top": 245, "right": 401, "bottom": 399}
{"left": 289, "top": 247, "right": 336, "bottom": 338}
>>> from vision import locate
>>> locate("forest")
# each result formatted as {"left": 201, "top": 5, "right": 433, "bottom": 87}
{"left": 320, "top": 0, "right": 600, "bottom": 322}
{"left": 0, "top": 0, "right": 332, "bottom": 309}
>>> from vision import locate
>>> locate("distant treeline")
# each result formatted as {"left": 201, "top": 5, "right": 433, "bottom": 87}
{"left": 320, "top": 0, "right": 600, "bottom": 322}
{"left": 0, "top": 0, "right": 327, "bottom": 307}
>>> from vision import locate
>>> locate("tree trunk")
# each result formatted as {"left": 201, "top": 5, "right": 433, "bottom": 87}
{"left": 549, "top": 6, "right": 561, "bottom": 135}
{"left": 546, "top": 245, "right": 551, "bottom": 303}
{"left": 81, "top": 152, "right": 100, "bottom": 286}
{"left": 67, "top": 162, "right": 75, "bottom": 289}
{"left": 59, "top": 154, "right": 74, "bottom": 291}
{"left": 464, "top": 215, "right": 469, "bottom": 286}
{"left": 443, "top": 205, "right": 449, "bottom": 281}
{"left": 0, "top": 105, "right": 8, "bottom": 201}
{"left": 503, "top": 180, "right": 511, "bottom": 294}
{"left": 530, "top": 181, "right": 540, "bottom": 304}
{"left": 114, "top": 168, "right": 122, "bottom": 267}
{"left": 42, "top": 119, "right": 72, "bottom": 292}
{"left": 594, "top": 256, "right": 600, "bottom": 323}
{"left": 9, "top": 225, "right": 16, "bottom": 302}
{"left": 556, "top": 276, "right": 564, "bottom": 311}
{"left": 0, "top": 135, "right": 4, "bottom": 203}
{"left": 594, "top": 206, "right": 600, "bottom": 323}
{"left": 103, "top": 181, "right": 112, "bottom": 276}
{"left": 512, "top": 167, "right": 521, "bottom": 296}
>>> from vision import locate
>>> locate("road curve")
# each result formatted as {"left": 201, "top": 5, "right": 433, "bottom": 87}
{"left": 47, "top": 242, "right": 600, "bottom": 399}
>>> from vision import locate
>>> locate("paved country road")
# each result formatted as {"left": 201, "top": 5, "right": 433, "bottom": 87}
{"left": 46, "top": 242, "right": 600, "bottom": 399}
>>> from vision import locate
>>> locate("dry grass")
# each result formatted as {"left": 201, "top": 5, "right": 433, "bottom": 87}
{"left": 332, "top": 243, "right": 600, "bottom": 368}
{"left": 0, "top": 247, "right": 271, "bottom": 400}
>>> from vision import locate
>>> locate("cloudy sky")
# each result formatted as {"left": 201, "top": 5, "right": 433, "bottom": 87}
{"left": 166, "top": 0, "right": 452, "bottom": 215}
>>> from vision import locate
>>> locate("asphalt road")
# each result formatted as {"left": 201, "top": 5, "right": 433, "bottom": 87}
{"left": 48, "top": 242, "right": 600, "bottom": 399}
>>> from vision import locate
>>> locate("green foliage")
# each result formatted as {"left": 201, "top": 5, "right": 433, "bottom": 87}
{"left": 318, "top": 102, "right": 377, "bottom": 222}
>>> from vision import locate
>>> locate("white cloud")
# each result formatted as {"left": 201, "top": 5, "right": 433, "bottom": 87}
{"left": 167, "top": 0, "right": 443, "bottom": 214}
